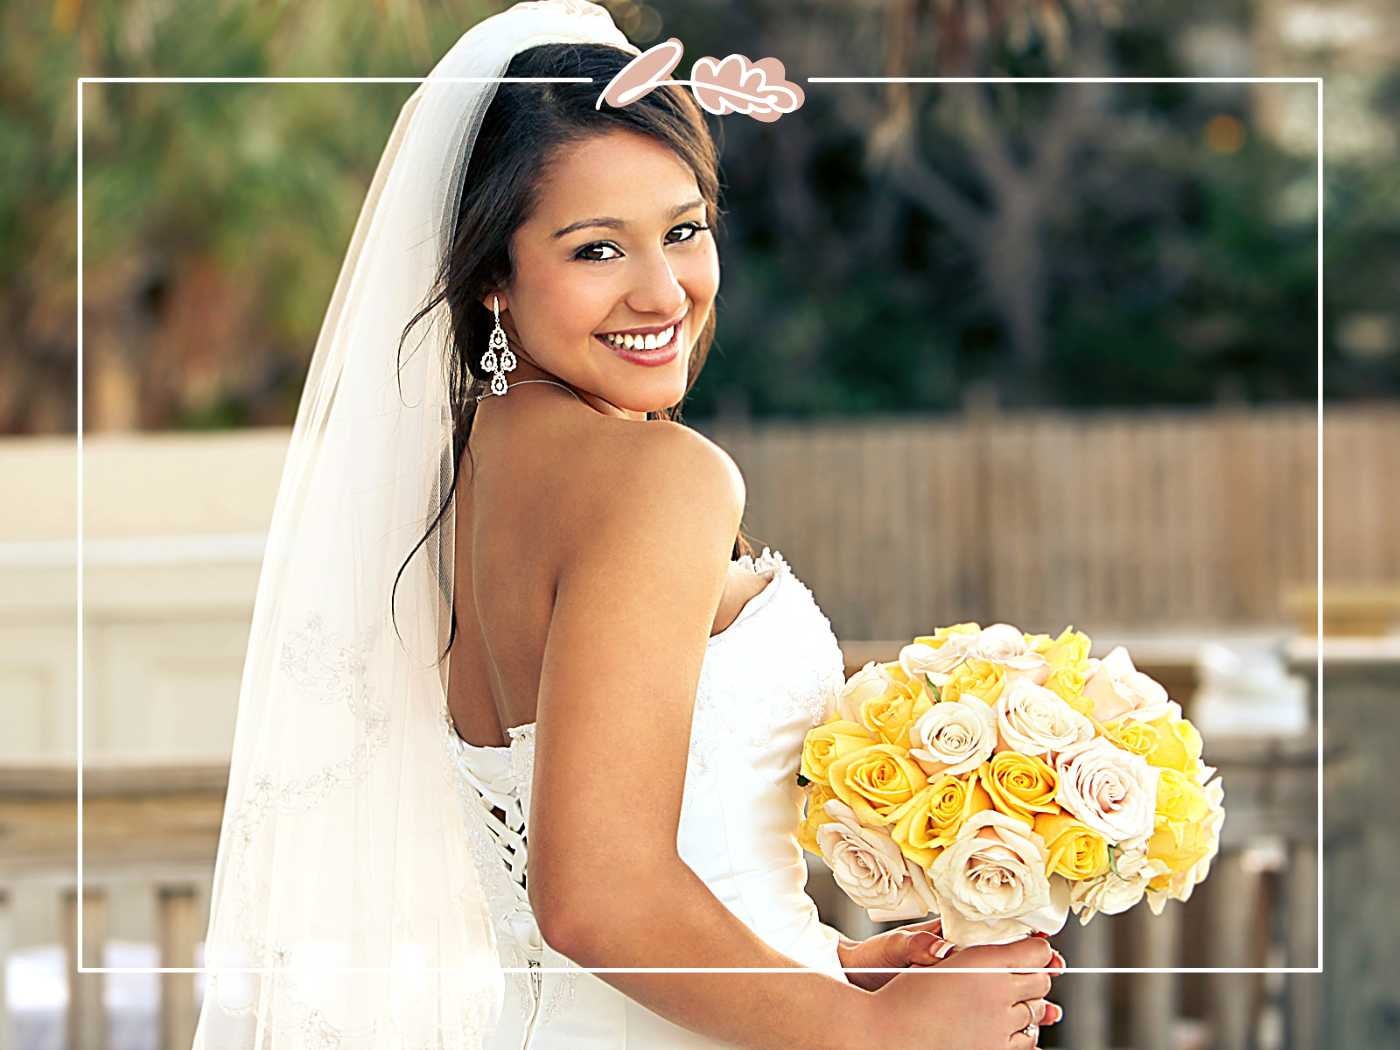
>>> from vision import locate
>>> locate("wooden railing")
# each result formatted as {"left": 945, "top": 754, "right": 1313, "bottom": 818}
{"left": 0, "top": 760, "right": 224, "bottom": 1050}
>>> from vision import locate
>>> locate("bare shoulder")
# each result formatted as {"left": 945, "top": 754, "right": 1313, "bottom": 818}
{"left": 555, "top": 415, "right": 746, "bottom": 565}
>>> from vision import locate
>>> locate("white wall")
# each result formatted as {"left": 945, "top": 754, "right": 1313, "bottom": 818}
{"left": 1, "top": 429, "right": 294, "bottom": 762}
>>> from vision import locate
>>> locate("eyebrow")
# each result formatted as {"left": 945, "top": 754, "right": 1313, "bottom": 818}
{"left": 551, "top": 198, "right": 706, "bottom": 239}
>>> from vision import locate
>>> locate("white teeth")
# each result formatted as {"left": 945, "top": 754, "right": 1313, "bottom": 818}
{"left": 601, "top": 324, "right": 675, "bottom": 350}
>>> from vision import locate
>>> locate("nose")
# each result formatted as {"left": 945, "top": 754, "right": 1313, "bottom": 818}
{"left": 626, "top": 247, "right": 688, "bottom": 320}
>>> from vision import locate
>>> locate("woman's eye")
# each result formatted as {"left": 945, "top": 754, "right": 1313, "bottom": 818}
{"left": 574, "top": 221, "right": 710, "bottom": 263}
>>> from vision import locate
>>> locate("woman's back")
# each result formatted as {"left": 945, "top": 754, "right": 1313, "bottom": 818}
{"left": 446, "top": 386, "right": 773, "bottom": 750}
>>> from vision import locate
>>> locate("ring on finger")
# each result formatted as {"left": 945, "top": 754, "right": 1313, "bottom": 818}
{"left": 1020, "top": 1000, "right": 1039, "bottom": 1040}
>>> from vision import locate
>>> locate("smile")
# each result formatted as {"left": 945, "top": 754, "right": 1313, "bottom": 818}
{"left": 596, "top": 324, "right": 677, "bottom": 352}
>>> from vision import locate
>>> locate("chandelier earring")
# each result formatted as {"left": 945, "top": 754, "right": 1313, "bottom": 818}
{"left": 480, "top": 294, "right": 517, "bottom": 396}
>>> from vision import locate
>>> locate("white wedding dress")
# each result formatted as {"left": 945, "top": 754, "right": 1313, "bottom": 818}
{"left": 447, "top": 547, "right": 852, "bottom": 1049}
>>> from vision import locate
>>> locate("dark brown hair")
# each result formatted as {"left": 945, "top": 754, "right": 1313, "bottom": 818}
{"left": 392, "top": 42, "right": 753, "bottom": 657}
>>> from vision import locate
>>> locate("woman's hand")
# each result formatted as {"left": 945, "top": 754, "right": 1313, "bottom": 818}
{"left": 836, "top": 918, "right": 953, "bottom": 991}
{"left": 863, "top": 936, "right": 1065, "bottom": 1049}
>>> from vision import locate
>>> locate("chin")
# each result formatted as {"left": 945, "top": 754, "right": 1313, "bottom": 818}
{"left": 611, "top": 384, "right": 683, "bottom": 417}
{"left": 597, "top": 357, "right": 690, "bottom": 416}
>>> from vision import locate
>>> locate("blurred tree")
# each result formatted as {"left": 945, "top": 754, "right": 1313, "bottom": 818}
{"left": 1, "top": 0, "right": 1386, "bottom": 432}
{"left": 1, "top": 0, "right": 495, "bottom": 433}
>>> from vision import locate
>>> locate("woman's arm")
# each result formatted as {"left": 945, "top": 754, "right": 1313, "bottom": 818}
{"left": 526, "top": 422, "right": 878, "bottom": 1049}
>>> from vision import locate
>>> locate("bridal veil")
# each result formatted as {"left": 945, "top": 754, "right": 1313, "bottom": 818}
{"left": 190, "top": 4, "right": 641, "bottom": 1046}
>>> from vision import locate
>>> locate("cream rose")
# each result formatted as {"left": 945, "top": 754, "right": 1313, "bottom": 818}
{"left": 993, "top": 677, "right": 1096, "bottom": 758}
{"left": 928, "top": 810, "right": 1070, "bottom": 946}
{"left": 1069, "top": 841, "right": 1171, "bottom": 923}
{"left": 816, "top": 800, "right": 939, "bottom": 922}
{"left": 975, "top": 624, "right": 1052, "bottom": 683}
{"left": 907, "top": 697, "right": 998, "bottom": 777}
{"left": 1054, "top": 737, "right": 1159, "bottom": 846}
{"left": 900, "top": 634, "right": 980, "bottom": 688}
{"left": 837, "top": 661, "right": 896, "bottom": 722}
{"left": 1082, "top": 646, "right": 1176, "bottom": 724}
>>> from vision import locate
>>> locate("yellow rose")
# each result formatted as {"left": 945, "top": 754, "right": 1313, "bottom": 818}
{"left": 1036, "top": 627, "right": 1095, "bottom": 713}
{"left": 1033, "top": 810, "right": 1110, "bottom": 880}
{"left": 1154, "top": 768, "right": 1211, "bottom": 825}
{"left": 797, "top": 782, "right": 839, "bottom": 854}
{"left": 942, "top": 657, "right": 1008, "bottom": 706}
{"left": 1147, "top": 811, "right": 1217, "bottom": 884}
{"left": 855, "top": 672, "right": 934, "bottom": 746}
{"left": 913, "top": 623, "right": 982, "bottom": 650}
{"left": 980, "top": 752, "right": 1059, "bottom": 824}
{"left": 801, "top": 720, "right": 878, "bottom": 786}
{"left": 887, "top": 772, "right": 993, "bottom": 868}
{"left": 1102, "top": 719, "right": 1159, "bottom": 757}
{"left": 1146, "top": 775, "right": 1225, "bottom": 906}
{"left": 1143, "top": 716, "right": 1204, "bottom": 778}
{"left": 1034, "top": 625, "right": 1093, "bottom": 664}
{"left": 1146, "top": 769, "right": 1215, "bottom": 887}
{"left": 827, "top": 743, "right": 929, "bottom": 826}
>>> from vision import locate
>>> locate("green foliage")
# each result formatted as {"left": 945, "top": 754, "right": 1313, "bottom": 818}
{"left": 3, "top": 0, "right": 1394, "bottom": 433}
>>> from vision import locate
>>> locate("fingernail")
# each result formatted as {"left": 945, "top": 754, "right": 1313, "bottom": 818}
{"left": 1048, "top": 1005, "right": 1064, "bottom": 1024}
{"left": 1053, "top": 951, "right": 1066, "bottom": 968}
{"left": 935, "top": 941, "right": 956, "bottom": 959}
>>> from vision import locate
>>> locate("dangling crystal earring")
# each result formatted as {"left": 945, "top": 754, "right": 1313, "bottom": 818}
{"left": 480, "top": 294, "right": 517, "bottom": 396}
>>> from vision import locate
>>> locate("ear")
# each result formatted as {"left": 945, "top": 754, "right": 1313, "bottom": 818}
{"left": 480, "top": 292, "right": 507, "bottom": 314}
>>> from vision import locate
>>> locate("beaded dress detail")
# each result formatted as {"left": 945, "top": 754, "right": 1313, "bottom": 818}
{"left": 447, "top": 547, "right": 850, "bottom": 1049}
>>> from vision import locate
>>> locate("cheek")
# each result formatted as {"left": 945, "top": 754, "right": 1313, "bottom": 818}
{"left": 544, "top": 281, "right": 615, "bottom": 336}
{"left": 682, "top": 244, "right": 720, "bottom": 300}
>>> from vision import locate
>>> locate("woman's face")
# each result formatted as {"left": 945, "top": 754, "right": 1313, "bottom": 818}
{"left": 486, "top": 128, "right": 719, "bottom": 420}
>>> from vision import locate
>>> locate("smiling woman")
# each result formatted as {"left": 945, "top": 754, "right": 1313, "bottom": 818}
{"left": 192, "top": 5, "right": 1055, "bottom": 1049}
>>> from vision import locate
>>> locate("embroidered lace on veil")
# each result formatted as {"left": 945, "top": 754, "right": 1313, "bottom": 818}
{"left": 190, "top": 4, "right": 642, "bottom": 1046}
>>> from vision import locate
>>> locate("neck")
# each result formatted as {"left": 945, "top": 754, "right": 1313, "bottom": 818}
{"left": 497, "top": 360, "right": 647, "bottom": 421}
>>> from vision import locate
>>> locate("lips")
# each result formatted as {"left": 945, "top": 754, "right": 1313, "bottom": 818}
{"left": 595, "top": 308, "right": 689, "bottom": 339}
{"left": 594, "top": 323, "right": 682, "bottom": 366}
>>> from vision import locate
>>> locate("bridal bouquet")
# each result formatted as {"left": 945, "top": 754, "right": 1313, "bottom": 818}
{"left": 796, "top": 623, "right": 1226, "bottom": 948}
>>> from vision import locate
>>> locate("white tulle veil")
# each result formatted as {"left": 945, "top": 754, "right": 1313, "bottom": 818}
{"left": 191, "top": 3, "right": 640, "bottom": 1046}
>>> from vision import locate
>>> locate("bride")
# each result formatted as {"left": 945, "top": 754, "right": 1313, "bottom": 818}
{"left": 192, "top": 3, "right": 1061, "bottom": 1048}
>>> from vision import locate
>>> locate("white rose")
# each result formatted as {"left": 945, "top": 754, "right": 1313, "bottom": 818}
{"left": 1082, "top": 646, "right": 1175, "bottom": 724}
{"left": 994, "top": 677, "right": 1095, "bottom": 758}
{"left": 973, "top": 624, "right": 1052, "bottom": 683}
{"left": 907, "top": 697, "right": 998, "bottom": 777}
{"left": 928, "top": 810, "right": 1071, "bottom": 947}
{"left": 1069, "top": 841, "right": 1172, "bottom": 923}
{"left": 816, "top": 800, "right": 939, "bottom": 922}
{"left": 1054, "top": 738, "right": 1159, "bottom": 846}
{"left": 1145, "top": 774, "right": 1226, "bottom": 914}
{"left": 973, "top": 623, "right": 1031, "bottom": 662}
{"left": 836, "top": 660, "right": 896, "bottom": 722}
{"left": 900, "top": 635, "right": 979, "bottom": 688}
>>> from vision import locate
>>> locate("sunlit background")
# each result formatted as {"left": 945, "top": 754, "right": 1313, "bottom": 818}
{"left": 2, "top": 0, "right": 1397, "bottom": 1047}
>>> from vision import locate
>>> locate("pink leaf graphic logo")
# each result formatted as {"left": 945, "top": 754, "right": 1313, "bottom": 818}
{"left": 596, "top": 38, "right": 805, "bottom": 125}
{"left": 690, "top": 55, "right": 804, "bottom": 123}
{"left": 596, "top": 37, "right": 685, "bottom": 110}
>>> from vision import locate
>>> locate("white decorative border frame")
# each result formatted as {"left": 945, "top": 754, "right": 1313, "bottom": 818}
{"left": 74, "top": 74, "right": 1325, "bottom": 977}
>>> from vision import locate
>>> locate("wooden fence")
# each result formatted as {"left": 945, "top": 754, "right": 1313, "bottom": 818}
{"left": 700, "top": 404, "right": 1399, "bottom": 638}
